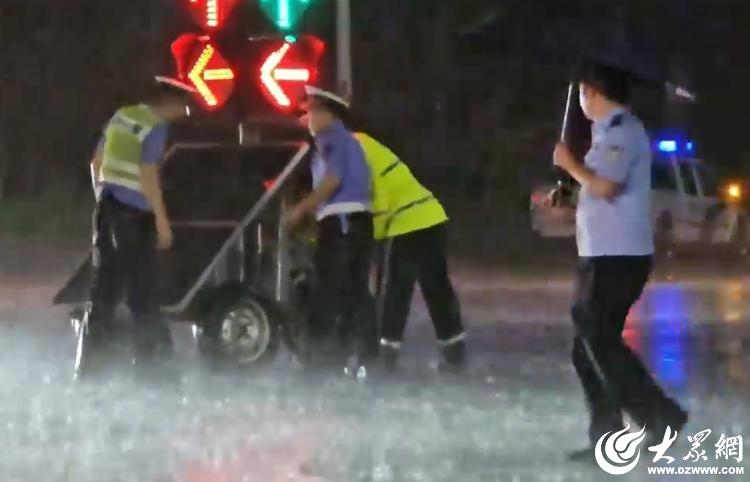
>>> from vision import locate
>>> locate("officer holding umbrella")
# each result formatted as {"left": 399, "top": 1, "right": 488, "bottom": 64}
{"left": 460, "top": 7, "right": 691, "bottom": 460}
{"left": 553, "top": 61, "right": 687, "bottom": 460}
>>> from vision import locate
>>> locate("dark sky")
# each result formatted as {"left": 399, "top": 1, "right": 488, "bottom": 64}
{"left": 1, "top": 0, "right": 749, "bottom": 197}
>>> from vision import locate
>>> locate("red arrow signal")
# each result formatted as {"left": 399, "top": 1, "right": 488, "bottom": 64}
{"left": 170, "top": 34, "right": 325, "bottom": 115}
{"left": 187, "top": 42, "right": 236, "bottom": 110}
{"left": 259, "top": 43, "right": 316, "bottom": 110}
{"left": 186, "top": 0, "right": 240, "bottom": 31}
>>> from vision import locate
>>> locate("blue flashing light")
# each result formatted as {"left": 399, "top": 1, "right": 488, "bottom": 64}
{"left": 686, "top": 141, "right": 694, "bottom": 152}
{"left": 658, "top": 140, "right": 678, "bottom": 153}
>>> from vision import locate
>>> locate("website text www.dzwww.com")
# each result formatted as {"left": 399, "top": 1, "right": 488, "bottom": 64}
{"left": 647, "top": 466, "right": 744, "bottom": 476}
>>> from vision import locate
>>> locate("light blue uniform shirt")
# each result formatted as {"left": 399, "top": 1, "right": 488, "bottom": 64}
{"left": 97, "top": 122, "right": 169, "bottom": 211}
{"left": 576, "top": 107, "right": 654, "bottom": 257}
{"left": 311, "top": 120, "right": 371, "bottom": 220}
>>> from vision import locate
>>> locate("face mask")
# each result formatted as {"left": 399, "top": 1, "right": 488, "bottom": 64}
{"left": 578, "top": 87, "right": 587, "bottom": 112}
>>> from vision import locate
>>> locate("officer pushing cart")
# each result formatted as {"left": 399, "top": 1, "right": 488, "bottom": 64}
{"left": 78, "top": 77, "right": 195, "bottom": 378}
{"left": 56, "top": 81, "right": 320, "bottom": 379}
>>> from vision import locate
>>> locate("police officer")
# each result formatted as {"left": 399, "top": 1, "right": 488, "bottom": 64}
{"left": 354, "top": 132, "right": 466, "bottom": 372}
{"left": 287, "top": 86, "right": 373, "bottom": 366}
{"left": 80, "top": 77, "right": 194, "bottom": 376}
{"left": 552, "top": 62, "right": 687, "bottom": 459}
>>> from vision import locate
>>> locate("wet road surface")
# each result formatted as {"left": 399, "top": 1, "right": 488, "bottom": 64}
{"left": 0, "top": 245, "right": 748, "bottom": 482}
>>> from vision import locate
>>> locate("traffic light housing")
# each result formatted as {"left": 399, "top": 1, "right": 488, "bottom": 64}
{"left": 171, "top": 34, "right": 325, "bottom": 116}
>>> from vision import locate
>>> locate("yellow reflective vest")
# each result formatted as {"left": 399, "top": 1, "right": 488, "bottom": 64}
{"left": 101, "top": 104, "right": 162, "bottom": 192}
{"left": 354, "top": 132, "right": 448, "bottom": 240}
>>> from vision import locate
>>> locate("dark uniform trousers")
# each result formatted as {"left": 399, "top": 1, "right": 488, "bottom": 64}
{"left": 88, "top": 194, "right": 171, "bottom": 359}
{"left": 572, "top": 255, "right": 680, "bottom": 443}
{"left": 379, "top": 223, "right": 463, "bottom": 345}
{"left": 308, "top": 212, "right": 374, "bottom": 360}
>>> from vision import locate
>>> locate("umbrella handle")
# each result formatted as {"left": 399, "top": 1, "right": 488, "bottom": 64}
{"left": 557, "top": 82, "right": 576, "bottom": 191}
{"left": 560, "top": 82, "right": 575, "bottom": 141}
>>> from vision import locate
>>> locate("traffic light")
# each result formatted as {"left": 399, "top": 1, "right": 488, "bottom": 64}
{"left": 171, "top": 34, "right": 325, "bottom": 115}
{"left": 188, "top": 42, "right": 236, "bottom": 109}
{"left": 172, "top": 34, "right": 236, "bottom": 111}
{"left": 258, "top": 0, "right": 315, "bottom": 32}
{"left": 258, "top": 38, "right": 324, "bottom": 110}
{"left": 185, "top": 0, "right": 242, "bottom": 31}
{"left": 175, "top": 0, "right": 323, "bottom": 116}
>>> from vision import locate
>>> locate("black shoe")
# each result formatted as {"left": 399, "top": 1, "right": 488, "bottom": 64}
{"left": 343, "top": 360, "right": 369, "bottom": 382}
{"left": 132, "top": 348, "right": 179, "bottom": 387}
{"left": 567, "top": 447, "right": 596, "bottom": 464}
{"left": 134, "top": 340, "right": 173, "bottom": 365}
{"left": 381, "top": 344, "right": 400, "bottom": 373}
{"left": 132, "top": 329, "right": 177, "bottom": 381}
{"left": 588, "top": 415, "right": 625, "bottom": 447}
{"left": 439, "top": 340, "right": 467, "bottom": 373}
{"left": 134, "top": 322, "right": 174, "bottom": 363}
{"left": 647, "top": 401, "right": 688, "bottom": 445}
{"left": 302, "top": 345, "right": 344, "bottom": 372}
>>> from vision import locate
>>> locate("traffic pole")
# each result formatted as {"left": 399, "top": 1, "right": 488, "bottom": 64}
{"left": 336, "top": 0, "right": 352, "bottom": 98}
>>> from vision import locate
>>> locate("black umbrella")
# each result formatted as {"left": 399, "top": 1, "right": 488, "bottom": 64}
{"left": 459, "top": 2, "right": 697, "bottom": 199}
{"left": 459, "top": 2, "right": 695, "bottom": 146}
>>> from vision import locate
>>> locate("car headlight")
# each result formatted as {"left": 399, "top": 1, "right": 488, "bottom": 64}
{"left": 724, "top": 182, "right": 743, "bottom": 204}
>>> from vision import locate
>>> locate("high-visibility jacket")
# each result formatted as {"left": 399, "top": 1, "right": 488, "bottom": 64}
{"left": 100, "top": 104, "right": 162, "bottom": 192}
{"left": 354, "top": 132, "right": 448, "bottom": 240}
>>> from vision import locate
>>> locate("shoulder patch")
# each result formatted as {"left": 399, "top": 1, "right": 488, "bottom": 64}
{"left": 322, "top": 142, "right": 335, "bottom": 158}
{"left": 609, "top": 114, "right": 624, "bottom": 129}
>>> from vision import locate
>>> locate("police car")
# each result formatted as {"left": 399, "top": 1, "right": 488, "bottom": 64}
{"left": 530, "top": 138, "right": 749, "bottom": 251}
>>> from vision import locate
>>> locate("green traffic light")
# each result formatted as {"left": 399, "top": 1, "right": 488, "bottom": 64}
{"left": 259, "top": 0, "right": 313, "bottom": 32}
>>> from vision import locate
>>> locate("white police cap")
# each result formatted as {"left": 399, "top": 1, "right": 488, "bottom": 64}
{"left": 154, "top": 76, "right": 198, "bottom": 94}
{"left": 304, "top": 85, "right": 350, "bottom": 109}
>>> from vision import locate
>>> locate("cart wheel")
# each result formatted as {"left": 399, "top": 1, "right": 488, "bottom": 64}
{"left": 195, "top": 295, "right": 280, "bottom": 367}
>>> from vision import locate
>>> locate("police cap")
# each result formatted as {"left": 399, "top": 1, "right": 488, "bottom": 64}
{"left": 303, "top": 85, "right": 351, "bottom": 120}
